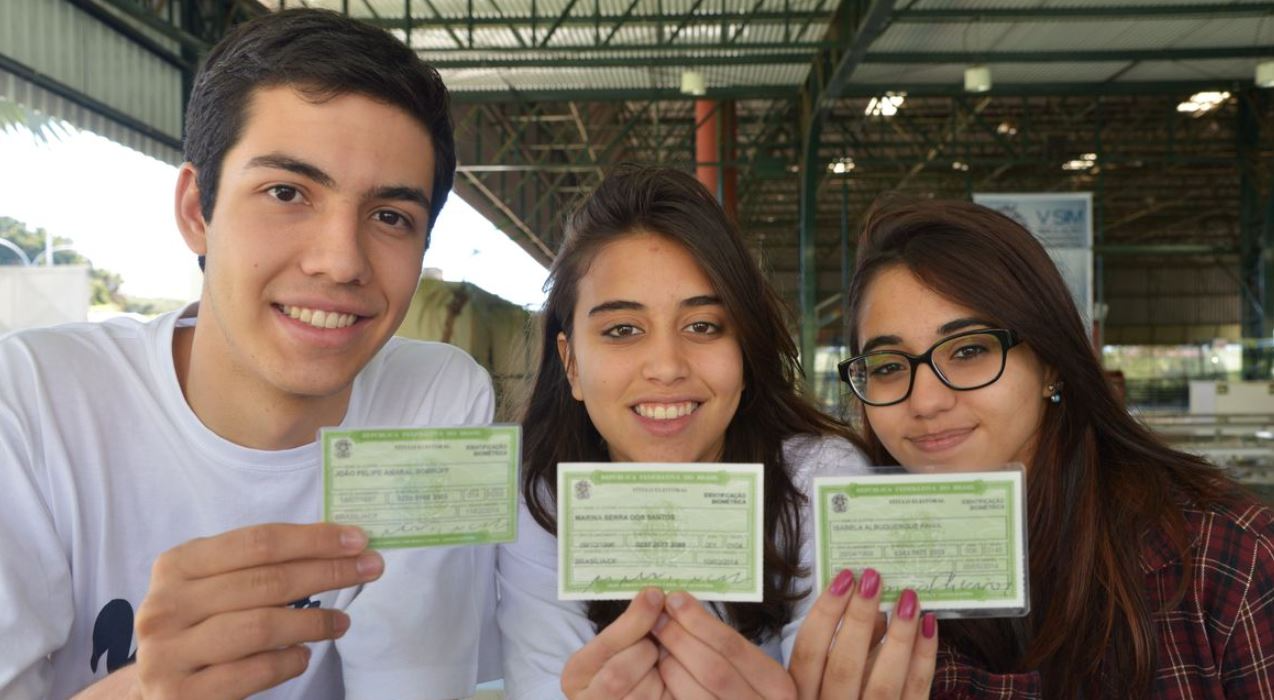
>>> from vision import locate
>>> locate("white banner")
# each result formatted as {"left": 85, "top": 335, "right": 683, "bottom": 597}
{"left": 973, "top": 192, "right": 1093, "bottom": 327}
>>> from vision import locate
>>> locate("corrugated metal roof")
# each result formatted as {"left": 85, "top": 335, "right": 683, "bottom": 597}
{"left": 0, "top": 0, "right": 183, "bottom": 161}
{"left": 440, "top": 62, "right": 807, "bottom": 91}
{"left": 871, "top": 18, "right": 1264, "bottom": 53}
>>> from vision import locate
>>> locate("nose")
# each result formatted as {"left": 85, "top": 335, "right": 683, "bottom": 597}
{"left": 906, "top": 361, "right": 956, "bottom": 417}
{"left": 298, "top": 206, "right": 371, "bottom": 285}
{"left": 641, "top": 330, "right": 690, "bottom": 385}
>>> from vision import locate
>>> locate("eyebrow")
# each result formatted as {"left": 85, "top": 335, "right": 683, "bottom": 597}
{"left": 371, "top": 185, "right": 432, "bottom": 216}
{"left": 246, "top": 154, "right": 432, "bottom": 213}
{"left": 586, "top": 295, "right": 723, "bottom": 317}
{"left": 860, "top": 317, "right": 995, "bottom": 354}
{"left": 246, "top": 153, "right": 334, "bottom": 188}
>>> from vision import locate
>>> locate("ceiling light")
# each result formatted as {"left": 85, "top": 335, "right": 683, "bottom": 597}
{"left": 865, "top": 93, "right": 905, "bottom": 117}
{"left": 1258, "top": 61, "right": 1274, "bottom": 88}
{"left": 680, "top": 71, "right": 706, "bottom": 96}
{"left": 996, "top": 121, "right": 1017, "bottom": 136}
{"left": 964, "top": 65, "right": 992, "bottom": 93}
{"left": 1176, "top": 91, "right": 1230, "bottom": 116}
{"left": 1061, "top": 152, "right": 1098, "bottom": 172}
{"left": 827, "top": 157, "right": 856, "bottom": 174}
{"left": 952, "top": 161, "right": 969, "bottom": 171}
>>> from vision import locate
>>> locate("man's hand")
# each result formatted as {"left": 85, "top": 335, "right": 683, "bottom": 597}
{"left": 125, "top": 523, "right": 383, "bottom": 699}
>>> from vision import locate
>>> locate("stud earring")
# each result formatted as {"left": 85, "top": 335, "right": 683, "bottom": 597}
{"left": 1046, "top": 384, "right": 1062, "bottom": 404}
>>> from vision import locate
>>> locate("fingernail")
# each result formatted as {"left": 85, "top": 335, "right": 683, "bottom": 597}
{"left": 859, "top": 568, "right": 880, "bottom": 598}
{"left": 653, "top": 613, "right": 669, "bottom": 634}
{"left": 355, "top": 552, "right": 383, "bottom": 577}
{"left": 333, "top": 612, "right": 351, "bottom": 636}
{"left": 896, "top": 589, "right": 918, "bottom": 620}
{"left": 829, "top": 569, "right": 854, "bottom": 596}
{"left": 922, "top": 612, "right": 937, "bottom": 639}
{"left": 643, "top": 588, "right": 664, "bottom": 607}
{"left": 341, "top": 527, "right": 368, "bottom": 551}
{"left": 667, "top": 591, "right": 688, "bottom": 610}
{"left": 300, "top": 644, "right": 313, "bottom": 659}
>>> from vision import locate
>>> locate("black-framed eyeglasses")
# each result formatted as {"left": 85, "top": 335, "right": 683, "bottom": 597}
{"left": 837, "top": 329, "right": 1022, "bottom": 407}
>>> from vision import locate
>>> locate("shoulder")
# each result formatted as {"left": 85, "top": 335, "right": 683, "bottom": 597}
{"left": 1183, "top": 498, "right": 1274, "bottom": 569}
{"left": 782, "top": 433, "right": 872, "bottom": 494}
{"left": 1148, "top": 498, "right": 1274, "bottom": 623}
{"left": 356, "top": 338, "right": 494, "bottom": 422}
{"left": 370, "top": 337, "right": 491, "bottom": 384}
{"left": 0, "top": 317, "right": 156, "bottom": 394}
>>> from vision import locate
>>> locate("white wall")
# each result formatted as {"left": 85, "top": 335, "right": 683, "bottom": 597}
{"left": 0, "top": 265, "right": 89, "bottom": 333}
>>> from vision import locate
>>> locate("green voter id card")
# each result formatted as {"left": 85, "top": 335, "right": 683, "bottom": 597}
{"left": 557, "top": 463, "right": 764, "bottom": 602}
{"left": 814, "top": 470, "right": 1028, "bottom": 617}
{"left": 322, "top": 426, "right": 519, "bottom": 549}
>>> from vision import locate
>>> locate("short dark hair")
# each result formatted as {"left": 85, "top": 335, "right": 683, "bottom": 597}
{"left": 184, "top": 9, "right": 455, "bottom": 268}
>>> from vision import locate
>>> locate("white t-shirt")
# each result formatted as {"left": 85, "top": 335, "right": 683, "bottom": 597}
{"left": 0, "top": 305, "right": 498, "bottom": 700}
{"left": 495, "top": 434, "right": 871, "bottom": 699}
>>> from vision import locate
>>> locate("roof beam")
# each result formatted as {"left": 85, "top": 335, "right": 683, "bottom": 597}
{"left": 362, "top": 9, "right": 829, "bottom": 29}
{"left": 894, "top": 3, "right": 1274, "bottom": 21}
{"left": 866, "top": 46, "right": 1274, "bottom": 63}
{"left": 421, "top": 46, "right": 1272, "bottom": 70}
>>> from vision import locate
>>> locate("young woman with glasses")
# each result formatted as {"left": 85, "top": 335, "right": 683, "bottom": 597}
{"left": 794, "top": 198, "right": 1274, "bottom": 697}
{"left": 497, "top": 166, "right": 941, "bottom": 699}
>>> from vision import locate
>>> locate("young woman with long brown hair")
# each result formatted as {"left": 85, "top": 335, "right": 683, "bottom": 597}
{"left": 495, "top": 165, "right": 940, "bottom": 699}
{"left": 796, "top": 198, "right": 1274, "bottom": 697}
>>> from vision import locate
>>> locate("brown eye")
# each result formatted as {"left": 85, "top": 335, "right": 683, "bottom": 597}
{"left": 267, "top": 185, "right": 300, "bottom": 202}
{"left": 603, "top": 324, "right": 641, "bottom": 338}
{"left": 375, "top": 210, "right": 410, "bottom": 228}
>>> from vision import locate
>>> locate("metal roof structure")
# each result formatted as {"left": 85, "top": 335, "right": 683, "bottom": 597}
{"left": 2, "top": 1, "right": 1273, "bottom": 387}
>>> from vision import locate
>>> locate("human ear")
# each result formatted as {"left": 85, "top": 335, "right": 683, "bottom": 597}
{"left": 557, "top": 332, "right": 583, "bottom": 401}
{"left": 174, "top": 163, "right": 208, "bottom": 257}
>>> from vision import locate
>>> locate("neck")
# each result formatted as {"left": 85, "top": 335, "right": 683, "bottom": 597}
{"left": 173, "top": 323, "right": 352, "bottom": 451}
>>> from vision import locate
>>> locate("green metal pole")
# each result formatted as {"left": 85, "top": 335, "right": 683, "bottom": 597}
{"left": 799, "top": 112, "right": 823, "bottom": 386}
{"left": 1238, "top": 90, "right": 1264, "bottom": 379}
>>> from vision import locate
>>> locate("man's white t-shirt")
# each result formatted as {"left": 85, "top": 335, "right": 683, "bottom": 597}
{"left": 0, "top": 305, "right": 498, "bottom": 700}
{"left": 496, "top": 434, "right": 871, "bottom": 699}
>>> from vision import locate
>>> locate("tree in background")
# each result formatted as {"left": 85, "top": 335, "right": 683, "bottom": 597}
{"left": 1, "top": 215, "right": 125, "bottom": 307}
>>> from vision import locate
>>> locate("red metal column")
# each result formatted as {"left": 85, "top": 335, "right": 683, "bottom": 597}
{"left": 695, "top": 99, "right": 738, "bottom": 221}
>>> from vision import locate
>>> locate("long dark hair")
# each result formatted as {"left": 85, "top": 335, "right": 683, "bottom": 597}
{"left": 523, "top": 164, "right": 857, "bottom": 640}
{"left": 845, "top": 199, "right": 1240, "bottom": 697}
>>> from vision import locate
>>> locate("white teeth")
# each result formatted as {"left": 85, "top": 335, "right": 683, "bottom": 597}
{"left": 635, "top": 402, "right": 698, "bottom": 420}
{"left": 281, "top": 305, "right": 357, "bottom": 330}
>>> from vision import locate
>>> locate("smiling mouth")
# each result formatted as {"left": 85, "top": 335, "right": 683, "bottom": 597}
{"left": 908, "top": 428, "right": 974, "bottom": 451}
{"left": 632, "top": 401, "right": 700, "bottom": 421}
{"left": 277, "top": 304, "right": 361, "bottom": 330}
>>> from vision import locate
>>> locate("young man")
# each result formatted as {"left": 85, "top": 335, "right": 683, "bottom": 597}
{"left": 0, "top": 10, "right": 497, "bottom": 699}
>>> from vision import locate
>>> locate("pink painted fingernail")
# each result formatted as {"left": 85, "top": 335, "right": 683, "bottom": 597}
{"left": 858, "top": 568, "right": 880, "bottom": 598}
{"left": 829, "top": 569, "right": 854, "bottom": 596}
{"left": 896, "top": 589, "right": 918, "bottom": 620}
{"left": 922, "top": 613, "right": 937, "bottom": 639}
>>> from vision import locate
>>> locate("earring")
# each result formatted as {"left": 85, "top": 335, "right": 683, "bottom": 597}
{"left": 1047, "top": 384, "right": 1062, "bottom": 404}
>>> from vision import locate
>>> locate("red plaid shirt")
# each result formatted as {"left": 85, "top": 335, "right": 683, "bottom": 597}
{"left": 934, "top": 500, "right": 1274, "bottom": 698}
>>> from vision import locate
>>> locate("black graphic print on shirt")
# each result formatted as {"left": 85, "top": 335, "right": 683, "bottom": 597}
{"left": 90, "top": 597, "right": 322, "bottom": 673}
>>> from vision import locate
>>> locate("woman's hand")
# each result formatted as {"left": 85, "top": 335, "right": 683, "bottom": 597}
{"left": 561, "top": 587, "right": 669, "bottom": 700}
{"left": 652, "top": 591, "right": 797, "bottom": 700}
{"left": 789, "top": 568, "right": 938, "bottom": 700}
